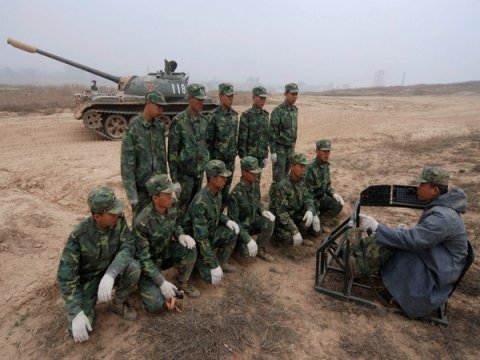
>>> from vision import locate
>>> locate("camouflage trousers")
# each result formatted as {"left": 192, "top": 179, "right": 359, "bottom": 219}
{"left": 271, "top": 211, "right": 320, "bottom": 246}
{"left": 220, "top": 160, "right": 235, "bottom": 211}
{"left": 349, "top": 231, "right": 394, "bottom": 278}
{"left": 314, "top": 194, "right": 343, "bottom": 218}
{"left": 132, "top": 190, "right": 150, "bottom": 221}
{"left": 177, "top": 172, "right": 204, "bottom": 218}
{"left": 235, "top": 216, "right": 274, "bottom": 257}
{"left": 139, "top": 242, "right": 197, "bottom": 312}
{"left": 196, "top": 225, "right": 238, "bottom": 283}
{"left": 67, "top": 260, "right": 140, "bottom": 335}
{"left": 272, "top": 144, "right": 294, "bottom": 184}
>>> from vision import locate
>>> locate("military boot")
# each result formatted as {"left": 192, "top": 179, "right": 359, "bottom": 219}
{"left": 176, "top": 281, "right": 201, "bottom": 298}
{"left": 111, "top": 300, "right": 137, "bottom": 321}
{"left": 302, "top": 239, "right": 314, "bottom": 247}
{"left": 257, "top": 247, "right": 275, "bottom": 262}
{"left": 221, "top": 262, "right": 237, "bottom": 273}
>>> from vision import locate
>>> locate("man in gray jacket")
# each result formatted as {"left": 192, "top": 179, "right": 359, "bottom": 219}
{"left": 357, "top": 166, "right": 469, "bottom": 318}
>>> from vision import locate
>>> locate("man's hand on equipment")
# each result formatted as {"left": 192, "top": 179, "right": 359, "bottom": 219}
{"left": 303, "top": 210, "right": 314, "bottom": 227}
{"left": 226, "top": 220, "right": 240, "bottom": 235}
{"left": 312, "top": 215, "right": 321, "bottom": 233}
{"left": 292, "top": 232, "right": 303, "bottom": 246}
{"left": 359, "top": 214, "right": 378, "bottom": 232}
{"left": 210, "top": 266, "right": 223, "bottom": 285}
{"left": 271, "top": 153, "right": 277, "bottom": 163}
{"left": 247, "top": 238, "right": 258, "bottom": 257}
{"left": 97, "top": 273, "right": 114, "bottom": 303}
{"left": 72, "top": 311, "right": 92, "bottom": 343}
{"left": 261, "top": 210, "right": 276, "bottom": 222}
{"left": 333, "top": 193, "right": 345, "bottom": 206}
{"left": 160, "top": 280, "right": 178, "bottom": 299}
{"left": 178, "top": 234, "right": 196, "bottom": 249}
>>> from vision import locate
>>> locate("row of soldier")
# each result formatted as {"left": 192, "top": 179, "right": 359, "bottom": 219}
{"left": 57, "top": 83, "right": 347, "bottom": 342}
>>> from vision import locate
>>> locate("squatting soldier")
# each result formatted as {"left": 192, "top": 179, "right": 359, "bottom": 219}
{"left": 269, "top": 153, "right": 321, "bottom": 247}
{"left": 168, "top": 84, "right": 210, "bottom": 217}
{"left": 238, "top": 86, "right": 270, "bottom": 184}
{"left": 207, "top": 83, "right": 239, "bottom": 210}
{"left": 57, "top": 187, "right": 140, "bottom": 343}
{"left": 269, "top": 83, "right": 299, "bottom": 184}
{"left": 121, "top": 91, "right": 168, "bottom": 218}
{"left": 133, "top": 175, "right": 200, "bottom": 313}
{"left": 305, "top": 139, "right": 345, "bottom": 231}
{"left": 228, "top": 156, "right": 276, "bottom": 262}
{"left": 90, "top": 80, "right": 98, "bottom": 93}
{"left": 183, "top": 160, "right": 240, "bottom": 285}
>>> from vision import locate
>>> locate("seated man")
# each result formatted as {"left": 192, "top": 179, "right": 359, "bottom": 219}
{"left": 269, "top": 153, "right": 321, "bottom": 247}
{"left": 183, "top": 160, "right": 240, "bottom": 285}
{"left": 133, "top": 175, "right": 200, "bottom": 313}
{"left": 57, "top": 187, "right": 140, "bottom": 343}
{"left": 228, "top": 156, "right": 276, "bottom": 262}
{"left": 354, "top": 167, "right": 469, "bottom": 318}
{"left": 305, "top": 139, "right": 344, "bottom": 231}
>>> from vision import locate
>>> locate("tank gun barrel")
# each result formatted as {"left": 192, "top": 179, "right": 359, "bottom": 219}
{"left": 7, "top": 38, "right": 121, "bottom": 84}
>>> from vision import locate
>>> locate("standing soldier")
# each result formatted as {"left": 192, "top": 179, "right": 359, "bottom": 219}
{"left": 228, "top": 156, "right": 276, "bottom": 262}
{"left": 121, "top": 91, "right": 168, "bottom": 218}
{"left": 238, "top": 86, "right": 270, "bottom": 183}
{"left": 57, "top": 187, "right": 140, "bottom": 343}
{"left": 133, "top": 175, "right": 200, "bottom": 313}
{"left": 168, "top": 84, "right": 210, "bottom": 217}
{"left": 269, "top": 83, "right": 299, "bottom": 184}
{"left": 208, "top": 83, "right": 239, "bottom": 210}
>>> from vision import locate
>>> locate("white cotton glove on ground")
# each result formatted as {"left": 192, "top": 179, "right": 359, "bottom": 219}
{"left": 312, "top": 215, "right": 321, "bottom": 233}
{"left": 247, "top": 238, "right": 258, "bottom": 257}
{"left": 72, "top": 311, "right": 92, "bottom": 343}
{"left": 271, "top": 153, "right": 277, "bottom": 163}
{"left": 292, "top": 232, "right": 303, "bottom": 246}
{"left": 303, "top": 210, "right": 314, "bottom": 227}
{"left": 178, "top": 234, "right": 196, "bottom": 249}
{"left": 210, "top": 266, "right": 223, "bottom": 285}
{"left": 97, "top": 273, "right": 114, "bottom": 303}
{"left": 226, "top": 220, "right": 240, "bottom": 235}
{"left": 261, "top": 210, "right": 276, "bottom": 222}
{"left": 333, "top": 193, "right": 345, "bottom": 206}
{"left": 359, "top": 214, "right": 379, "bottom": 232}
{"left": 160, "top": 280, "right": 178, "bottom": 299}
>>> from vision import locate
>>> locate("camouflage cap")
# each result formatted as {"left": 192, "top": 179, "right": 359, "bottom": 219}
{"left": 145, "top": 91, "right": 167, "bottom": 106}
{"left": 205, "top": 159, "right": 232, "bottom": 177}
{"left": 417, "top": 167, "right": 449, "bottom": 186}
{"left": 187, "top": 83, "right": 207, "bottom": 100}
{"left": 285, "top": 83, "right": 298, "bottom": 93}
{"left": 241, "top": 156, "right": 262, "bottom": 174}
{"left": 146, "top": 174, "right": 176, "bottom": 196}
{"left": 88, "top": 187, "right": 124, "bottom": 214}
{"left": 219, "top": 83, "right": 235, "bottom": 96}
{"left": 291, "top": 153, "right": 309, "bottom": 165}
{"left": 252, "top": 86, "right": 267, "bottom": 98}
{"left": 316, "top": 139, "right": 332, "bottom": 151}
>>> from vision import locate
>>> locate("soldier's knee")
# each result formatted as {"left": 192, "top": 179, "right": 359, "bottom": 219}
{"left": 143, "top": 298, "right": 165, "bottom": 313}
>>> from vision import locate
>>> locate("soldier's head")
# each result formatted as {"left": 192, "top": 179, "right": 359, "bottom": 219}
{"left": 187, "top": 83, "right": 207, "bottom": 114}
{"left": 219, "top": 83, "right": 235, "bottom": 109}
{"left": 316, "top": 139, "right": 332, "bottom": 162}
{"left": 284, "top": 83, "right": 298, "bottom": 106}
{"left": 290, "top": 153, "right": 309, "bottom": 180}
{"left": 416, "top": 167, "right": 449, "bottom": 201}
{"left": 146, "top": 174, "right": 176, "bottom": 212}
{"left": 205, "top": 160, "right": 232, "bottom": 192}
{"left": 240, "top": 156, "right": 262, "bottom": 183}
{"left": 145, "top": 91, "right": 167, "bottom": 119}
{"left": 87, "top": 187, "right": 124, "bottom": 228}
{"left": 252, "top": 86, "right": 267, "bottom": 109}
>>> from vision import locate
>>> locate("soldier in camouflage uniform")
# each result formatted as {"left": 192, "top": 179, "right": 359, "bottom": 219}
{"left": 269, "top": 153, "right": 321, "bottom": 247}
{"left": 207, "top": 83, "right": 239, "bottom": 210}
{"left": 121, "top": 91, "right": 168, "bottom": 219}
{"left": 305, "top": 140, "right": 345, "bottom": 231}
{"left": 269, "top": 83, "right": 299, "bottom": 184}
{"left": 133, "top": 175, "right": 200, "bottom": 312}
{"left": 238, "top": 86, "right": 270, "bottom": 184}
{"left": 183, "top": 160, "right": 240, "bottom": 285}
{"left": 228, "top": 156, "right": 276, "bottom": 262}
{"left": 57, "top": 187, "right": 140, "bottom": 343}
{"left": 168, "top": 84, "right": 210, "bottom": 217}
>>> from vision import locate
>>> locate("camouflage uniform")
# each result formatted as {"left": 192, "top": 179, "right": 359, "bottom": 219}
{"left": 269, "top": 83, "right": 298, "bottom": 183}
{"left": 57, "top": 188, "right": 140, "bottom": 334}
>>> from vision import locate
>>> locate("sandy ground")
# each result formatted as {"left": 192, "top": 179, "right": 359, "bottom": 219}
{"left": 0, "top": 93, "right": 479, "bottom": 359}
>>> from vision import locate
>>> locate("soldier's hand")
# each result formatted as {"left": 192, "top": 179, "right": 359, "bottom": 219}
{"left": 333, "top": 193, "right": 345, "bottom": 206}
{"left": 178, "top": 234, "right": 196, "bottom": 249}
{"left": 210, "top": 266, "right": 223, "bottom": 285}
{"left": 226, "top": 220, "right": 240, "bottom": 235}
{"left": 271, "top": 153, "right": 277, "bottom": 163}
{"left": 359, "top": 214, "right": 378, "bottom": 232}
{"left": 160, "top": 280, "right": 178, "bottom": 299}
{"left": 303, "top": 210, "right": 314, "bottom": 227}
{"left": 97, "top": 273, "right": 115, "bottom": 303}
{"left": 247, "top": 238, "right": 258, "bottom": 257}
{"left": 261, "top": 210, "right": 276, "bottom": 222}
{"left": 72, "top": 311, "right": 92, "bottom": 343}
{"left": 312, "top": 215, "right": 321, "bottom": 233}
{"left": 173, "top": 182, "right": 182, "bottom": 198}
{"left": 292, "top": 232, "right": 303, "bottom": 246}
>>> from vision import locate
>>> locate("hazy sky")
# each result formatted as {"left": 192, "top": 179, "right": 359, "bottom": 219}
{"left": 1, "top": 0, "right": 479, "bottom": 88}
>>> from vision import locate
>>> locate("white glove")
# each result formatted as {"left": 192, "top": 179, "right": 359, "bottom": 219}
{"left": 263, "top": 158, "right": 268, "bottom": 167}
{"left": 129, "top": 197, "right": 138, "bottom": 206}
{"left": 178, "top": 234, "right": 196, "bottom": 249}
{"left": 226, "top": 220, "right": 240, "bottom": 235}
{"left": 312, "top": 215, "right": 321, "bottom": 233}
{"left": 271, "top": 153, "right": 277, "bottom": 163}
{"left": 97, "top": 273, "right": 115, "bottom": 303}
{"left": 247, "top": 238, "right": 258, "bottom": 257}
{"left": 160, "top": 280, "right": 178, "bottom": 299}
{"left": 303, "top": 210, "right": 314, "bottom": 227}
{"left": 210, "top": 266, "right": 223, "bottom": 285}
{"left": 72, "top": 311, "right": 92, "bottom": 343}
{"left": 261, "top": 210, "right": 276, "bottom": 222}
{"left": 333, "top": 193, "right": 345, "bottom": 206}
{"left": 359, "top": 214, "right": 379, "bottom": 232}
{"left": 173, "top": 182, "right": 182, "bottom": 198}
{"left": 292, "top": 232, "right": 303, "bottom": 246}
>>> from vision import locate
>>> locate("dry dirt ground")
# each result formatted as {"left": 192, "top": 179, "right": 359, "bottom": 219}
{"left": 0, "top": 92, "right": 479, "bottom": 359}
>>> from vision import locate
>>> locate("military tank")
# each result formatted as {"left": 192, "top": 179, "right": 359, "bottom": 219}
{"left": 7, "top": 38, "right": 216, "bottom": 140}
